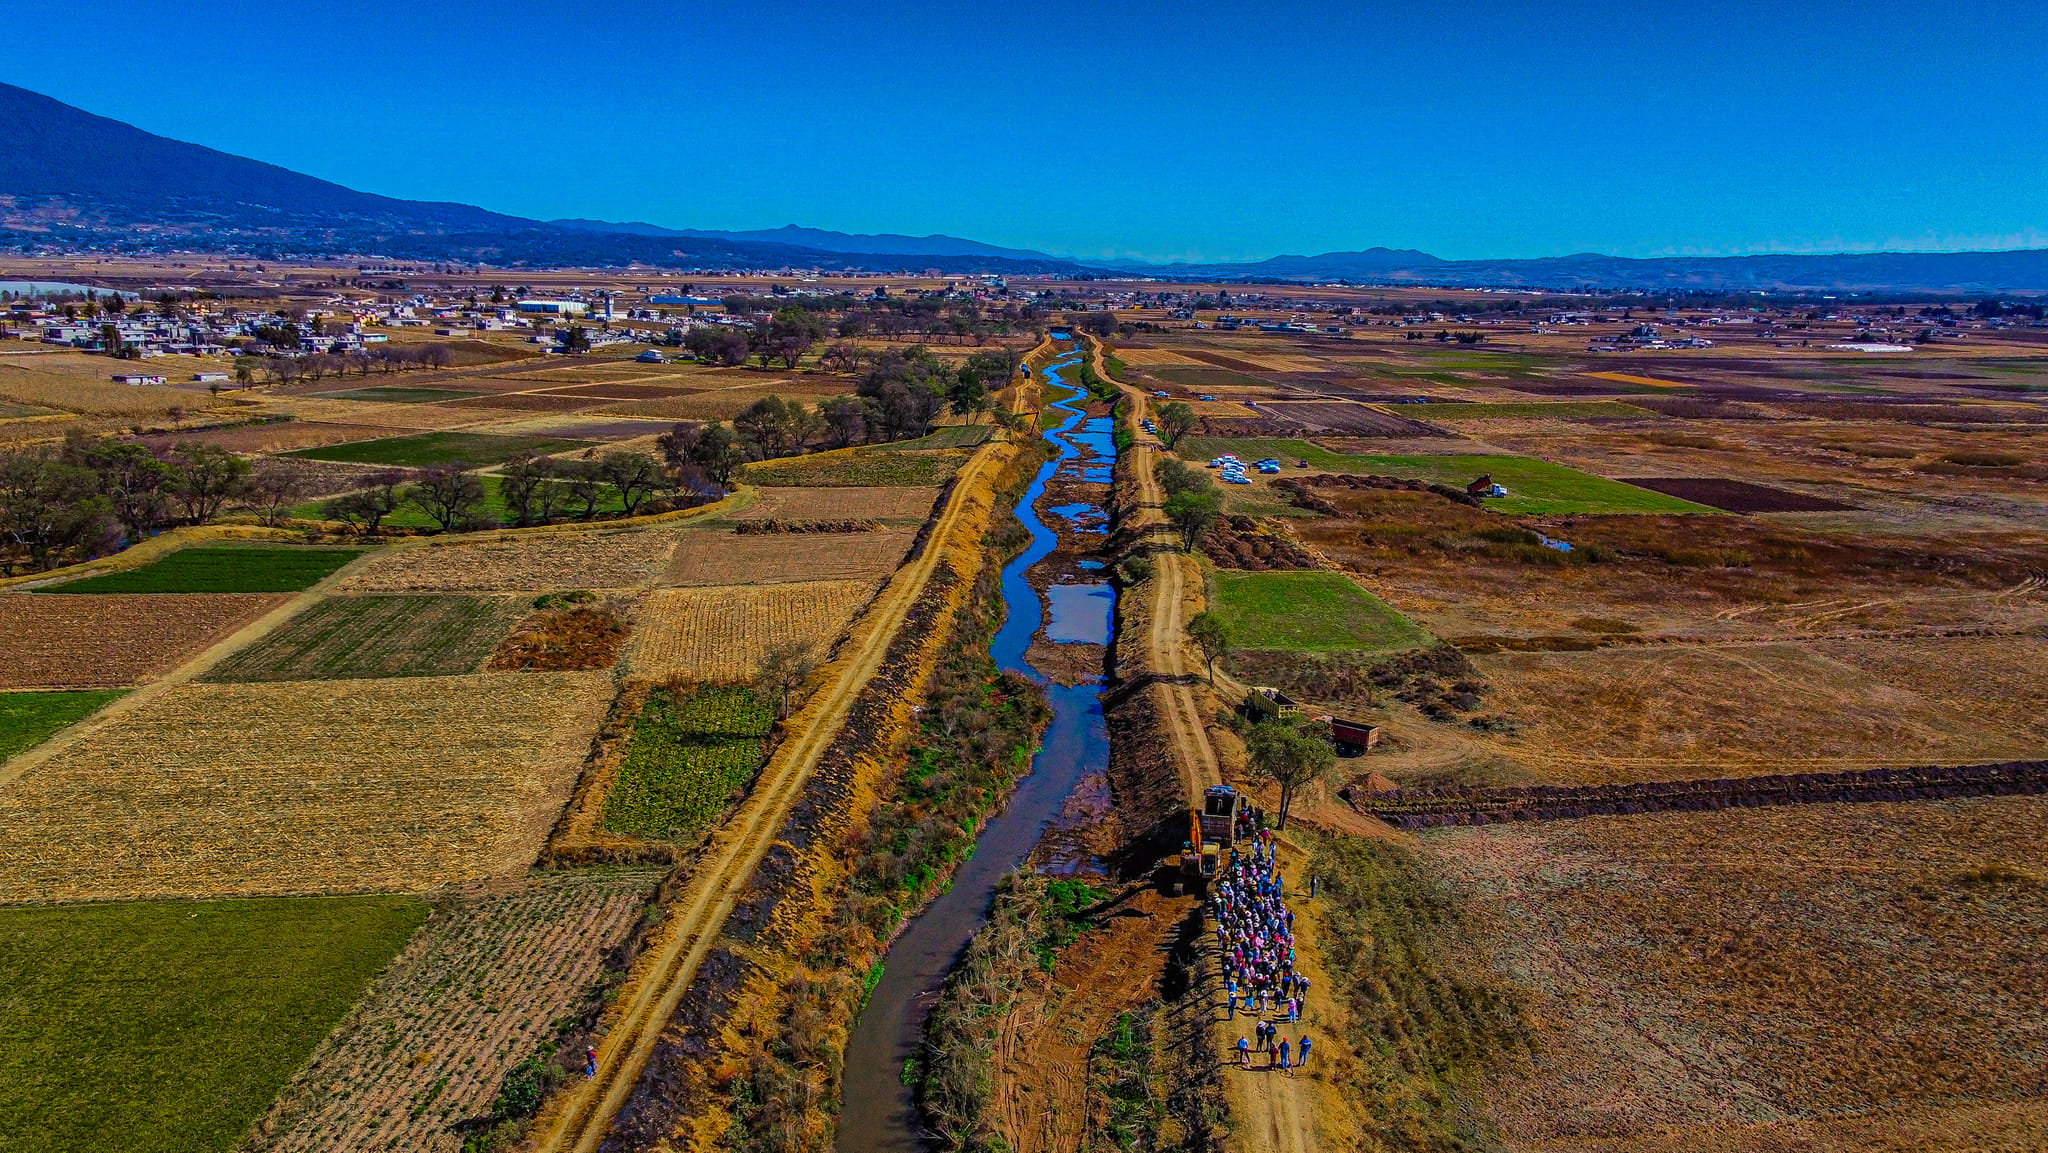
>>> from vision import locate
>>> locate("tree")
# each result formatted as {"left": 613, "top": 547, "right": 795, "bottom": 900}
{"left": 559, "top": 325, "right": 591, "bottom": 354}
{"left": 1164, "top": 487, "right": 1221, "bottom": 553}
{"left": 1157, "top": 401, "right": 1197, "bottom": 448}
{"left": 685, "top": 423, "right": 745, "bottom": 488}
{"left": 169, "top": 443, "right": 253, "bottom": 523}
{"left": 757, "top": 639, "right": 820, "bottom": 719}
{"left": 733, "top": 395, "right": 798, "bottom": 458}
{"left": 248, "top": 464, "right": 314, "bottom": 526}
{"left": 557, "top": 460, "right": 607, "bottom": 520}
{"left": 819, "top": 395, "right": 868, "bottom": 447}
{"left": 1244, "top": 716, "right": 1337, "bottom": 830}
{"left": 1186, "top": 611, "right": 1232, "bottom": 684}
{"left": 499, "top": 452, "right": 561, "bottom": 526}
{"left": 68, "top": 437, "right": 177, "bottom": 541}
{"left": 407, "top": 465, "right": 488, "bottom": 530}
{"left": 685, "top": 325, "right": 750, "bottom": 367}
{"left": 321, "top": 470, "right": 408, "bottom": 533}
{"left": 0, "top": 449, "right": 118, "bottom": 572}
{"left": 598, "top": 451, "right": 662, "bottom": 514}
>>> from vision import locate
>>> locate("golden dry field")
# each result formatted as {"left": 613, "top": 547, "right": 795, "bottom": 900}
{"left": 0, "top": 671, "right": 611, "bottom": 902}
{"left": 0, "top": 592, "right": 288, "bottom": 689}
{"left": 0, "top": 358, "right": 220, "bottom": 418}
{"left": 1426, "top": 797, "right": 2048, "bottom": 1152}
{"left": 659, "top": 526, "right": 915, "bottom": 586}
{"left": 627, "top": 579, "right": 879, "bottom": 681}
{"left": 250, "top": 868, "right": 662, "bottom": 1153}
{"left": 336, "top": 531, "right": 681, "bottom": 592}
{"left": 732, "top": 485, "right": 941, "bottom": 522}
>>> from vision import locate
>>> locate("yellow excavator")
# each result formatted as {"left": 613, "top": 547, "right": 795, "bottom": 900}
{"left": 1174, "top": 785, "right": 1243, "bottom": 894}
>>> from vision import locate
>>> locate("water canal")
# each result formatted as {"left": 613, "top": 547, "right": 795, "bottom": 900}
{"left": 834, "top": 344, "right": 1118, "bottom": 1152}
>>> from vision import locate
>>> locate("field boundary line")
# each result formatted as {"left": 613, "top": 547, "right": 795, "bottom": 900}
{"left": 0, "top": 548, "right": 387, "bottom": 792}
{"left": 531, "top": 431, "right": 1018, "bottom": 1153}
{"left": 0, "top": 523, "right": 314, "bottom": 591}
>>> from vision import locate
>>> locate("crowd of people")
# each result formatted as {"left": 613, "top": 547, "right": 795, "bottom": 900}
{"left": 1211, "top": 812, "right": 1314, "bottom": 1076}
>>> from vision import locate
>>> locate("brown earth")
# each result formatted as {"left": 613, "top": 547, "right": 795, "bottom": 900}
{"left": 0, "top": 592, "right": 288, "bottom": 689}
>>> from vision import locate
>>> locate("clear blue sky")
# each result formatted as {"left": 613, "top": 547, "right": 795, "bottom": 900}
{"left": 10, "top": 0, "right": 2047, "bottom": 262}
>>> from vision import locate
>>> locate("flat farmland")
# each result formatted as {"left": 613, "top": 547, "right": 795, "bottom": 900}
{"left": 336, "top": 530, "right": 679, "bottom": 592}
{"left": 1211, "top": 569, "right": 1431, "bottom": 653}
{"left": 310, "top": 386, "right": 486, "bottom": 404}
{"left": 0, "top": 690, "right": 123, "bottom": 761}
{"left": 284, "top": 430, "right": 593, "bottom": 468}
{"left": 40, "top": 546, "right": 365, "bottom": 594}
{"left": 731, "top": 484, "right": 941, "bottom": 522}
{"left": 251, "top": 869, "right": 662, "bottom": 1153}
{"left": 744, "top": 447, "right": 964, "bottom": 487}
{"left": 134, "top": 420, "right": 395, "bottom": 455}
{"left": 1470, "top": 637, "right": 2048, "bottom": 784}
{"left": 0, "top": 592, "right": 287, "bottom": 689}
{"left": 1250, "top": 400, "right": 1445, "bottom": 436}
{"left": 1427, "top": 797, "right": 2048, "bottom": 1151}
{"left": 660, "top": 527, "right": 913, "bottom": 586}
{"left": 628, "top": 579, "right": 879, "bottom": 681}
{"left": 204, "top": 594, "right": 528, "bottom": 682}
{"left": 0, "top": 671, "right": 612, "bottom": 902}
{"left": 0, "top": 895, "right": 426, "bottom": 1153}
{"left": 1616, "top": 475, "right": 1858, "bottom": 513}
{"left": 443, "top": 391, "right": 605, "bottom": 413}
{"left": 261, "top": 396, "right": 501, "bottom": 431}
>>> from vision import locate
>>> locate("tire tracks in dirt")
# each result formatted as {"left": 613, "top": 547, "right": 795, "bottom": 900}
{"left": 530, "top": 417, "right": 1016, "bottom": 1153}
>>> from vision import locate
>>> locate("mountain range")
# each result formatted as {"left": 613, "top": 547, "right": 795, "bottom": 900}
{"left": 3, "top": 81, "right": 2044, "bottom": 293}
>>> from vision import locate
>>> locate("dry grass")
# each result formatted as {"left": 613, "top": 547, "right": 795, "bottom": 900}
{"left": 260, "top": 396, "right": 497, "bottom": 430}
{"left": 0, "top": 361, "right": 221, "bottom": 418}
{"left": 1470, "top": 638, "right": 2048, "bottom": 784}
{"left": 1426, "top": 796, "right": 2048, "bottom": 1150}
{"left": 627, "top": 579, "right": 878, "bottom": 681}
{"left": 0, "top": 672, "right": 612, "bottom": 902}
{"left": 336, "top": 531, "right": 681, "bottom": 593}
{"left": 135, "top": 421, "right": 393, "bottom": 455}
{"left": 595, "top": 383, "right": 843, "bottom": 421}
{"left": 0, "top": 593, "right": 288, "bottom": 689}
{"left": 659, "top": 527, "right": 914, "bottom": 586}
{"left": 249, "top": 868, "right": 662, "bottom": 1153}
{"left": 731, "top": 485, "right": 941, "bottom": 522}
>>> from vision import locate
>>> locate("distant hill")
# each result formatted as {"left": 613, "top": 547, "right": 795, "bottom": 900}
{"left": 550, "top": 220, "right": 1059, "bottom": 262}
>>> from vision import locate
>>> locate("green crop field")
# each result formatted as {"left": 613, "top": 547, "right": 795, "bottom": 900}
{"left": 0, "top": 895, "right": 426, "bottom": 1153}
{"left": 0, "top": 690, "right": 124, "bottom": 760}
{"left": 1211, "top": 570, "right": 1431, "bottom": 653}
{"left": 745, "top": 448, "right": 964, "bottom": 488}
{"left": 39, "top": 546, "right": 366, "bottom": 594}
{"left": 310, "top": 386, "right": 483, "bottom": 404}
{"left": 1143, "top": 365, "right": 1268, "bottom": 388}
{"left": 892, "top": 424, "right": 993, "bottom": 450}
{"left": 1176, "top": 438, "right": 1717, "bottom": 515}
{"left": 286, "top": 473, "right": 628, "bottom": 527}
{"left": 284, "top": 431, "right": 592, "bottom": 468}
{"left": 1404, "top": 401, "right": 1653, "bottom": 420}
{"left": 204, "top": 594, "right": 526, "bottom": 682}
{"left": 604, "top": 685, "right": 774, "bottom": 840}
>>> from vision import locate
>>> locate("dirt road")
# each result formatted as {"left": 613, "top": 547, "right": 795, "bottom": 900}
{"left": 1094, "top": 337, "right": 1321, "bottom": 1153}
{"left": 530, "top": 432, "right": 1016, "bottom": 1153}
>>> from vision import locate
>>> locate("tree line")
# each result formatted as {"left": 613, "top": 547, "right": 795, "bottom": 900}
{"left": 0, "top": 432, "right": 257, "bottom": 573}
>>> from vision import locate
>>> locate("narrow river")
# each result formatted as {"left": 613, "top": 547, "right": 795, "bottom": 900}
{"left": 835, "top": 346, "right": 1117, "bottom": 1152}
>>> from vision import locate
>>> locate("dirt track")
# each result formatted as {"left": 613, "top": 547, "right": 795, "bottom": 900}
{"left": 529, "top": 430, "right": 1018, "bottom": 1153}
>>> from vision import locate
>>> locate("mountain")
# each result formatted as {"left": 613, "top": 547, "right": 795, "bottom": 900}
{"left": 550, "top": 220, "right": 1059, "bottom": 262}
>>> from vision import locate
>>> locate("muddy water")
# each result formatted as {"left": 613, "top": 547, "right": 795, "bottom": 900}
{"left": 835, "top": 347, "right": 1117, "bottom": 1152}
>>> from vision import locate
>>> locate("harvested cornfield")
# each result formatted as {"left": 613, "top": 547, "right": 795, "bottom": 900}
{"left": 660, "top": 527, "right": 913, "bottom": 587}
{"left": 732, "top": 485, "right": 941, "bottom": 522}
{"left": 488, "top": 603, "right": 632, "bottom": 671}
{"left": 204, "top": 595, "right": 528, "bottom": 682}
{"left": 0, "top": 593, "right": 287, "bottom": 689}
{"left": 336, "top": 531, "right": 680, "bottom": 592}
{"left": 1428, "top": 797, "right": 2048, "bottom": 1151}
{"left": 249, "top": 868, "right": 663, "bottom": 1153}
{"left": 627, "top": 579, "right": 878, "bottom": 681}
{"left": 0, "top": 672, "right": 612, "bottom": 903}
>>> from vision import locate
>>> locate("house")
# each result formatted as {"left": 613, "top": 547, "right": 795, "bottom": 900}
{"left": 111, "top": 373, "right": 167, "bottom": 385}
{"left": 192, "top": 372, "right": 229, "bottom": 383}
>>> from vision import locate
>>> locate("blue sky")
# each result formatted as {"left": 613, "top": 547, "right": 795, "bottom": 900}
{"left": 10, "top": 0, "right": 2047, "bottom": 262}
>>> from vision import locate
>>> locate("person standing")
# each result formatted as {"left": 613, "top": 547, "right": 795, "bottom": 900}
{"left": 1297, "top": 1034, "right": 1312, "bottom": 1070}
{"left": 1278, "top": 1037, "right": 1291, "bottom": 1074}
{"left": 1237, "top": 1035, "right": 1251, "bottom": 1067}
{"left": 585, "top": 1046, "right": 598, "bottom": 1079}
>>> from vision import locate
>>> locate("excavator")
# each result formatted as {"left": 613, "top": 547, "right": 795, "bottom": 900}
{"left": 1173, "top": 785, "right": 1244, "bottom": 894}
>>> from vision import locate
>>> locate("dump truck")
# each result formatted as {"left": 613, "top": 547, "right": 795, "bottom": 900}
{"left": 1201, "top": 784, "right": 1243, "bottom": 848}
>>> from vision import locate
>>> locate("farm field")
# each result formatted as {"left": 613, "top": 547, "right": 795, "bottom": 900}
{"left": 0, "top": 592, "right": 287, "bottom": 688}
{"left": 285, "top": 472, "right": 630, "bottom": 527}
{"left": 251, "top": 869, "right": 662, "bottom": 1153}
{"left": 603, "top": 685, "right": 775, "bottom": 840}
{"left": 1404, "top": 400, "right": 1654, "bottom": 420}
{"left": 39, "top": 545, "right": 366, "bottom": 593}
{"left": 134, "top": 419, "right": 396, "bottom": 455}
{"left": 283, "top": 430, "right": 593, "bottom": 468}
{"left": 1427, "top": 797, "right": 2048, "bottom": 1151}
{"left": 628, "top": 579, "right": 877, "bottom": 681}
{"left": 0, "top": 671, "right": 612, "bottom": 902}
{"left": 743, "top": 447, "right": 965, "bottom": 487}
{"left": 0, "top": 689, "right": 123, "bottom": 761}
{"left": 732, "top": 484, "right": 941, "bottom": 522}
{"left": 1176, "top": 438, "right": 1714, "bottom": 515}
{"left": 312, "top": 385, "right": 490, "bottom": 403}
{"left": 204, "top": 594, "right": 528, "bottom": 682}
{"left": 661, "top": 526, "right": 914, "bottom": 586}
{"left": 1612, "top": 475, "right": 1856, "bottom": 513}
{"left": 1211, "top": 569, "right": 1431, "bottom": 653}
{"left": 337, "top": 529, "right": 679, "bottom": 592}
{"left": 0, "top": 894, "right": 427, "bottom": 1153}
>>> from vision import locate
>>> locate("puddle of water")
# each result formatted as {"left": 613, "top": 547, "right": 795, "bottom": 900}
{"left": 1044, "top": 583, "right": 1114, "bottom": 644}
{"left": 1076, "top": 559, "right": 1106, "bottom": 570}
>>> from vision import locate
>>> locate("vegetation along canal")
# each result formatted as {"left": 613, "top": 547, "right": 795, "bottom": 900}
{"left": 836, "top": 344, "right": 1117, "bottom": 1151}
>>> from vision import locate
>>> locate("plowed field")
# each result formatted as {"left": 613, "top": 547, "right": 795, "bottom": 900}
{"left": 250, "top": 869, "right": 663, "bottom": 1153}
{"left": 0, "top": 593, "right": 288, "bottom": 689}
{"left": 660, "top": 527, "right": 913, "bottom": 586}
{"left": 337, "top": 531, "right": 680, "bottom": 592}
{"left": 0, "top": 672, "right": 612, "bottom": 902}
{"left": 1427, "top": 796, "right": 2048, "bottom": 1151}
{"left": 628, "top": 579, "right": 879, "bottom": 681}
{"left": 204, "top": 595, "right": 527, "bottom": 682}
